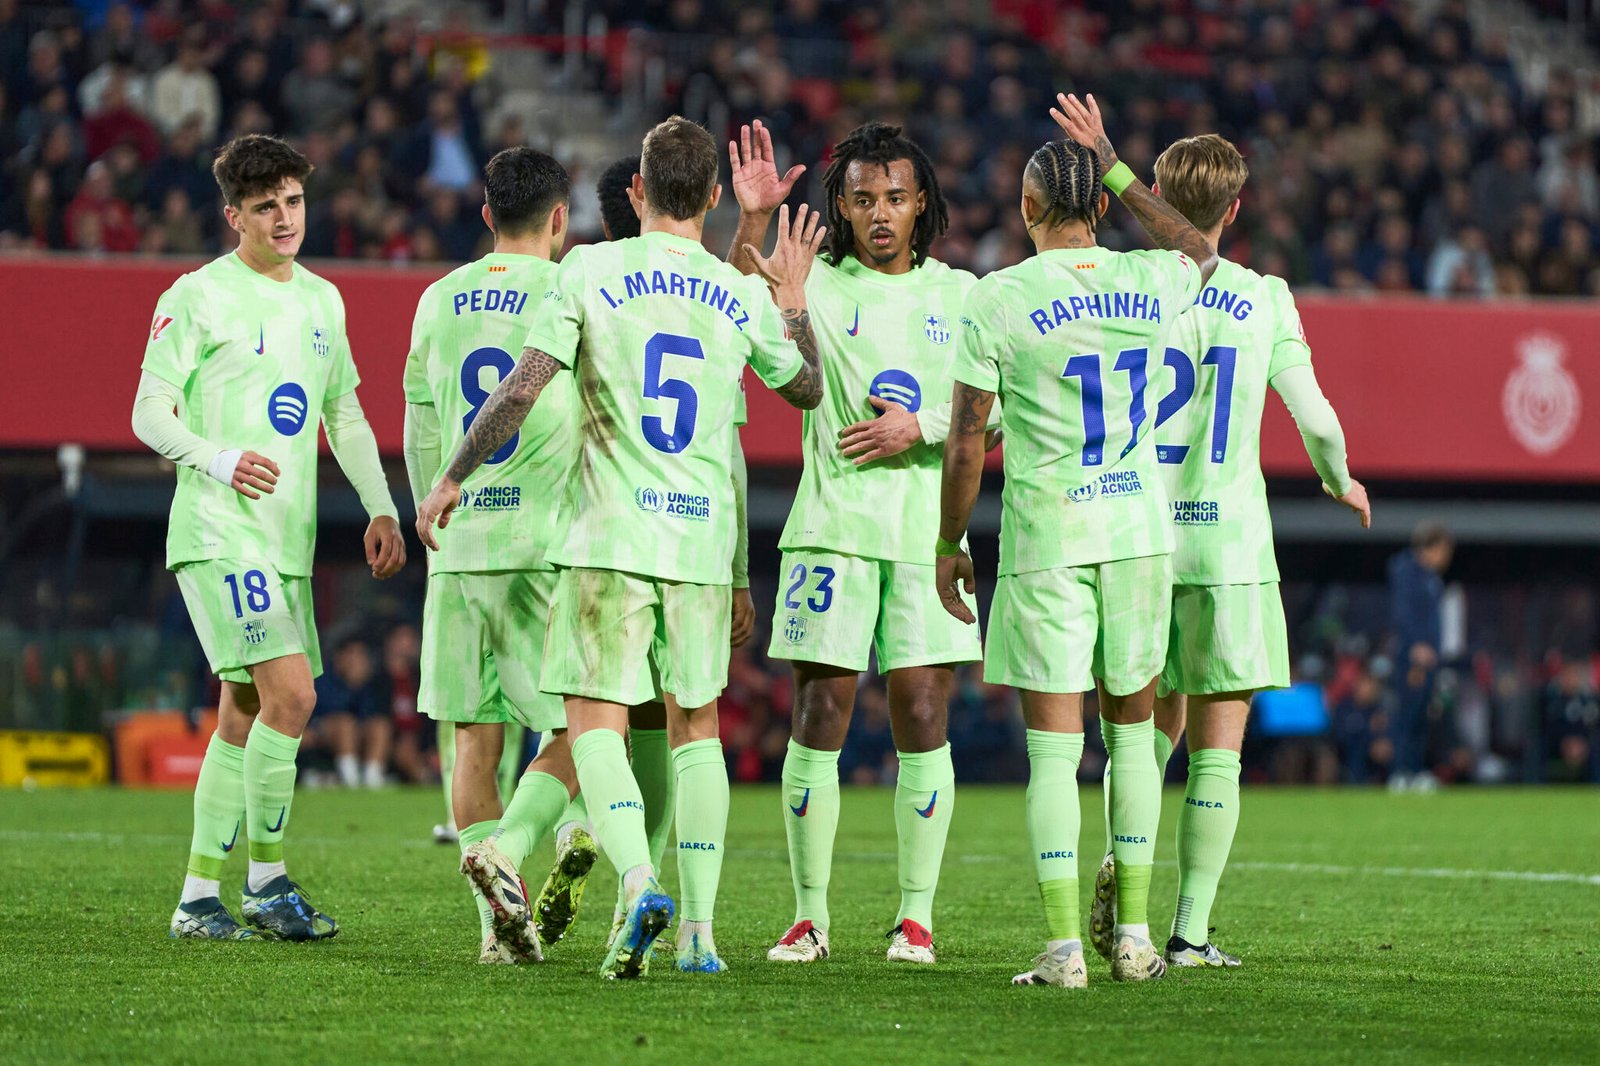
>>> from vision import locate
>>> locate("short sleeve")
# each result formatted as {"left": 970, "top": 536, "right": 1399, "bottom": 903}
{"left": 951, "top": 282, "right": 1002, "bottom": 393}
{"left": 1156, "top": 249, "right": 1204, "bottom": 309}
{"left": 742, "top": 278, "right": 803, "bottom": 390}
{"left": 140, "top": 278, "right": 206, "bottom": 389}
{"left": 1266, "top": 277, "right": 1313, "bottom": 379}
{"left": 524, "top": 251, "right": 586, "bottom": 369}
{"left": 324, "top": 291, "right": 361, "bottom": 398}
{"left": 402, "top": 288, "right": 433, "bottom": 405}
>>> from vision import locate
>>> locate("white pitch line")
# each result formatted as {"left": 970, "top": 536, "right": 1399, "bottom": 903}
{"left": 5, "top": 831, "right": 1595, "bottom": 886}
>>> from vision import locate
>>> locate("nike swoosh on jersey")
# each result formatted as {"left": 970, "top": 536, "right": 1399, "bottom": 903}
{"left": 845, "top": 306, "right": 860, "bottom": 336}
{"left": 254, "top": 325, "right": 265, "bottom": 354}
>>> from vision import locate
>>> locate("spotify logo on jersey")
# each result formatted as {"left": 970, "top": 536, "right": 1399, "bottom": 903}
{"left": 268, "top": 382, "right": 309, "bottom": 436}
{"left": 869, "top": 369, "right": 922, "bottom": 413}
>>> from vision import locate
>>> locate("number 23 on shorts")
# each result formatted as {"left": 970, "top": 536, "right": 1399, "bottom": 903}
{"left": 783, "top": 562, "right": 836, "bottom": 613}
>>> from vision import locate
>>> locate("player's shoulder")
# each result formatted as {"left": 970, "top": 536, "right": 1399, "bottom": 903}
{"left": 920, "top": 256, "right": 980, "bottom": 292}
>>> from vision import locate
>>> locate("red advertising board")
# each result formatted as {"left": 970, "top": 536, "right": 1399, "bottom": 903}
{"left": 2, "top": 257, "right": 1594, "bottom": 481}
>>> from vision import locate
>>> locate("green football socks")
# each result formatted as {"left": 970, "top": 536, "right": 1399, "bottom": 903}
{"left": 672, "top": 738, "right": 728, "bottom": 923}
{"left": 894, "top": 744, "right": 954, "bottom": 929}
{"left": 1025, "top": 729, "right": 1083, "bottom": 941}
{"left": 1102, "top": 723, "right": 1174, "bottom": 852}
{"left": 492, "top": 770, "right": 569, "bottom": 870}
{"left": 1102, "top": 718, "right": 1161, "bottom": 933}
{"left": 781, "top": 740, "right": 841, "bottom": 929}
{"left": 1173, "top": 748, "right": 1243, "bottom": 945}
{"left": 631, "top": 728, "right": 676, "bottom": 870}
{"left": 243, "top": 721, "right": 299, "bottom": 889}
{"left": 182, "top": 734, "right": 246, "bottom": 901}
{"left": 459, "top": 819, "right": 497, "bottom": 941}
{"left": 572, "top": 729, "right": 651, "bottom": 877}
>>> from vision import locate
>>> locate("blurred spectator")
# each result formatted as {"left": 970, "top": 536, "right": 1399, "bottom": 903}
{"left": 383, "top": 624, "right": 427, "bottom": 785}
{"left": 1388, "top": 523, "right": 1454, "bottom": 790}
{"left": 83, "top": 70, "right": 161, "bottom": 163}
{"left": 150, "top": 34, "right": 220, "bottom": 143}
{"left": 309, "top": 635, "right": 390, "bottom": 788}
{"left": 840, "top": 681, "right": 895, "bottom": 785}
{"left": 65, "top": 160, "right": 140, "bottom": 252}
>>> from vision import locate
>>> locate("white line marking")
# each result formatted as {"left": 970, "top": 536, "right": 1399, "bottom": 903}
{"left": 1225, "top": 860, "right": 1600, "bottom": 887}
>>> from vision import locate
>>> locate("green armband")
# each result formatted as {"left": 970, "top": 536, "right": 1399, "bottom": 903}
{"left": 935, "top": 536, "right": 964, "bottom": 558}
{"left": 1103, "top": 161, "right": 1135, "bottom": 196}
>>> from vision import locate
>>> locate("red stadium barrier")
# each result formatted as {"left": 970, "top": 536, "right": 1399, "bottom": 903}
{"left": 2, "top": 256, "right": 1595, "bottom": 481}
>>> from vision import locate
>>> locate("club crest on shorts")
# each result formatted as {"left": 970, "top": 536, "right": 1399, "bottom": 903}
{"left": 783, "top": 614, "right": 807, "bottom": 644}
{"left": 242, "top": 619, "right": 268, "bottom": 646}
{"left": 924, "top": 313, "right": 951, "bottom": 344}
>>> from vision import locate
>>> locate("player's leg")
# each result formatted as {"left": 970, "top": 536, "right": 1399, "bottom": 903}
{"left": 884, "top": 664, "right": 954, "bottom": 963}
{"left": 982, "top": 567, "right": 1096, "bottom": 987}
{"left": 1169, "top": 694, "right": 1248, "bottom": 968}
{"left": 1163, "top": 581, "right": 1287, "bottom": 967}
{"left": 497, "top": 723, "right": 525, "bottom": 801}
{"left": 767, "top": 550, "right": 875, "bottom": 961}
{"left": 658, "top": 578, "right": 733, "bottom": 974}
{"left": 877, "top": 556, "right": 981, "bottom": 963}
{"left": 170, "top": 681, "right": 256, "bottom": 939}
{"left": 542, "top": 566, "right": 670, "bottom": 978}
{"left": 452, "top": 721, "right": 514, "bottom": 960}
{"left": 602, "top": 699, "right": 671, "bottom": 952}
{"left": 434, "top": 719, "right": 458, "bottom": 844}
{"left": 1094, "top": 553, "right": 1174, "bottom": 981}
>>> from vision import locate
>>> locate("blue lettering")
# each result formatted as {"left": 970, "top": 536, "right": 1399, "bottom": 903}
{"left": 687, "top": 277, "right": 702, "bottom": 300}
{"left": 1112, "top": 292, "right": 1130, "bottom": 317}
{"left": 1233, "top": 298, "right": 1252, "bottom": 321}
{"left": 484, "top": 289, "right": 502, "bottom": 312}
{"left": 669, "top": 272, "right": 686, "bottom": 296}
{"left": 1131, "top": 293, "right": 1149, "bottom": 319}
{"left": 452, "top": 292, "right": 468, "bottom": 316}
{"left": 1029, "top": 308, "right": 1051, "bottom": 334}
{"left": 600, "top": 286, "right": 621, "bottom": 308}
{"left": 1051, "top": 299, "right": 1071, "bottom": 326}
{"left": 1151, "top": 296, "right": 1161, "bottom": 322}
{"left": 650, "top": 270, "right": 668, "bottom": 294}
{"left": 470, "top": 289, "right": 483, "bottom": 312}
{"left": 707, "top": 285, "right": 728, "bottom": 312}
{"left": 624, "top": 271, "right": 649, "bottom": 299}
{"left": 1068, "top": 296, "right": 1085, "bottom": 319}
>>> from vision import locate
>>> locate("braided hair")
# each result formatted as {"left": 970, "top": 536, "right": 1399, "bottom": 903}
{"left": 820, "top": 122, "right": 949, "bottom": 267}
{"left": 1023, "top": 140, "right": 1102, "bottom": 232}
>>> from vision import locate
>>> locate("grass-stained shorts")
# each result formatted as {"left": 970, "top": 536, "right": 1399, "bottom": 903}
{"left": 175, "top": 559, "right": 321, "bottom": 684}
{"left": 767, "top": 549, "right": 982, "bottom": 672}
{"left": 984, "top": 553, "right": 1171, "bottom": 696}
{"left": 1161, "top": 581, "right": 1291, "bottom": 696}
{"left": 420, "top": 569, "right": 566, "bottom": 732}
{"left": 542, "top": 567, "right": 729, "bottom": 709}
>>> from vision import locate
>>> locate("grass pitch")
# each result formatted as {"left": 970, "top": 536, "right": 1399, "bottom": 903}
{"left": 2, "top": 785, "right": 1596, "bottom": 1064}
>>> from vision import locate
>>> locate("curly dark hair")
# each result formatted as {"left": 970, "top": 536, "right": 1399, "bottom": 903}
{"left": 597, "top": 155, "right": 641, "bottom": 240}
{"left": 1023, "top": 140, "right": 1101, "bottom": 232}
{"left": 484, "top": 146, "right": 570, "bottom": 237}
{"left": 820, "top": 121, "right": 948, "bottom": 268}
{"left": 212, "top": 134, "right": 313, "bottom": 207}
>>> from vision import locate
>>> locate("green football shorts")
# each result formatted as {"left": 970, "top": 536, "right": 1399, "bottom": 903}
{"left": 420, "top": 569, "right": 566, "bottom": 732}
{"left": 1160, "top": 581, "right": 1290, "bottom": 696}
{"left": 175, "top": 559, "right": 321, "bottom": 684}
{"left": 984, "top": 553, "right": 1172, "bottom": 696}
{"left": 542, "top": 567, "right": 727, "bottom": 709}
{"left": 767, "top": 549, "right": 982, "bottom": 672}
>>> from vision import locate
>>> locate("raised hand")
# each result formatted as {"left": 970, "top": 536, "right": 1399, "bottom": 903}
{"left": 1050, "top": 92, "right": 1119, "bottom": 169}
{"left": 1325, "top": 478, "right": 1372, "bottom": 529}
{"left": 743, "top": 203, "right": 827, "bottom": 296}
{"left": 729, "top": 119, "right": 807, "bottom": 215}
{"left": 230, "top": 451, "right": 280, "bottom": 499}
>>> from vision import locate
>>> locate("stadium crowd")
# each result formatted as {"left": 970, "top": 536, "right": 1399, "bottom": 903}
{"left": 2, "top": 0, "right": 1599, "bottom": 296}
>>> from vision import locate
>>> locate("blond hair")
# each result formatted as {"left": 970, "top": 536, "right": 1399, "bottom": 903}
{"left": 1153, "top": 134, "right": 1249, "bottom": 231}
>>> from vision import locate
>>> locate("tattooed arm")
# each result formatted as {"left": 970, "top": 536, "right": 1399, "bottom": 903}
{"left": 773, "top": 302, "right": 823, "bottom": 409}
{"left": 935, "top": 380, "right": 997, "bottom": 624}
{"left": 1052, "top": 91, "right": 1219, "bottom": 285}
{"left": 414, "top": 347, "right": 563, "bottom": 550}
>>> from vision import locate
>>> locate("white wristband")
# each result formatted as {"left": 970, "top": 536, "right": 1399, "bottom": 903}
{"left": 207, "top": 449, "right": 243, "bottom": 487}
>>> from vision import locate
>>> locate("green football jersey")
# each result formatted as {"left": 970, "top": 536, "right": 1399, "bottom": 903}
{"left": 954, "top": 246, "right": 1202, "bottom": 575}
{"left": 779, "top": 255, "right": 977, "bottom": 563}
{"left": 141, "top": 252, "right": 360, "bottom": 576}
{"left": 524, "top": 232, "right": 802, "bottom": 585}
{"left": 403, "top": 252, "right": 578, "bottom": 573}
{"left": 1156, "top": 258, "right": 1311, "bottom": 585}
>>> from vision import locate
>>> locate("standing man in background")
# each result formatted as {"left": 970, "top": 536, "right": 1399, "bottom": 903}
{"left": 1388, "top": 523, "right": 1452, "bottom": 792}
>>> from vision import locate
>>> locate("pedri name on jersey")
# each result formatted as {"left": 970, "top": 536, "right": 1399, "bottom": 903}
{"left": 1028, "top": 291, "right": 1163, "bottom": 335}
{"left": 452, "top": 288, "right": 533, "bottom": 316}
{"left": 597, "top": 270, "right": 751, "bottom": 331}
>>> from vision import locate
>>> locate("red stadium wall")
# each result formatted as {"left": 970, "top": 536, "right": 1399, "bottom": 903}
{"left": 2, "top": 257, "right": 1595, "bottom": 481}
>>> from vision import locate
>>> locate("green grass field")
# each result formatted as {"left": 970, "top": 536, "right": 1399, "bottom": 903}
{"left": 3, "top": 785, "right": 1597, "bottom": 1064}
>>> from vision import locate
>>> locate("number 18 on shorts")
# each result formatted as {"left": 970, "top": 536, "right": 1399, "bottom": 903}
{"left": 175, "top": 558, "right": 321, "bottom": 683}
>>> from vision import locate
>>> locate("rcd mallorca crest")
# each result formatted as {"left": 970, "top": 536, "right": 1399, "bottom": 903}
{"left": 1503, "top": 333, "right": 1580, "bottom": 456}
